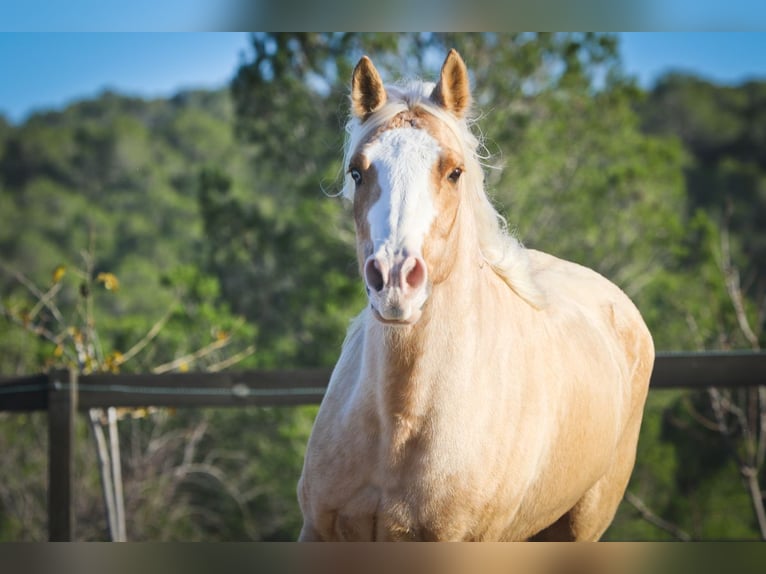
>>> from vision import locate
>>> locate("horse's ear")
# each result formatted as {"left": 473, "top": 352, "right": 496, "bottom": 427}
{"left": 430, "top": 49, "right": 471, "bottom": 118}
{"left": 351, "top": 56, "right": 387, "bottom": 121}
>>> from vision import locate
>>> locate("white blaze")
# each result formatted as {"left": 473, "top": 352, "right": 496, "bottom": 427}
{"left": 365, "top": 128, "right": 440, "bottom": 259}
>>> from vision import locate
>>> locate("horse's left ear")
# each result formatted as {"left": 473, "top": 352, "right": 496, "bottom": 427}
{"left": 430, "top": 49, "right": 471, "bottom": 118}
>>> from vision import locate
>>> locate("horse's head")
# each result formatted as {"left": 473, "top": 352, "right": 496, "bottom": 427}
{"left": 344, "top": 50, "right": 476, "bottom": 326}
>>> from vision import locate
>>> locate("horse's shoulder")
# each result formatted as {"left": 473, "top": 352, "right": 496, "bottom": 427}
{"left": 527, "top": 249, "right": 632, "bottom": 306}
{"left": 527, "top": 249, "right": 651, "bottom": 336}
{"left": 527, "top": 249, "right": 607, "bottom": 282}
{"left": 526, "top": 249, "right": 654, "bottom": 372}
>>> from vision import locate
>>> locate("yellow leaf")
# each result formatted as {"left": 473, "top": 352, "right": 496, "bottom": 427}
{"left": 54, "top": 345, "right": 64, "bottom": 358}
{"left": 178, "top": 361, "right": 189, "bottom": 373}
{"left": 215, "top": 330, "right": 230, "bottom": 342}
{"left": 96, "top": 272, "right": 120, "bottom": 292}
{"left": 104, "top": 351, "right": 124, "bottom": 373}
{"left": 52, "top": 265, "right": 67, "bottom": 284}
{"left": 70, "top": 328, "right": 83, "bottom": 344}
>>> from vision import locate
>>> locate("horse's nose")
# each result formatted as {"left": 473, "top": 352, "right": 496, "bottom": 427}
{"left": 400, "top": 255, "right": 426, "bottom": 292}
{"left": 364, "top": 254, "right": 427, "bottom": 294}
{"left": 364, "top": 257, "right": 387, "bottom": 292}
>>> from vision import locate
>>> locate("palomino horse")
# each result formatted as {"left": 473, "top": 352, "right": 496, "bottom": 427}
{"left": 297, "top": 50, "right": 654, "bottom": 541}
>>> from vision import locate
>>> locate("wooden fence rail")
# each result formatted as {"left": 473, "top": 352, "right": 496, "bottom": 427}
{"left": 0, "top": 368, "right": 333, "bottom": 412}
{"left": 0, "top": 351, "right": 765, "bottom": 541}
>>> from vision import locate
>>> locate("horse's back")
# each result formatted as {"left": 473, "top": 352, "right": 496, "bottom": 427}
{"left": 528, "top": 249, "right": 654, "bottom": 371}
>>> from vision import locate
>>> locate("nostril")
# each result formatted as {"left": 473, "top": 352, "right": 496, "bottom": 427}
{"left": 404, "top": 257, "right": 426, "bottom": 291}
{"left": 364, "top": 258, "right": 385, "bottom": 292}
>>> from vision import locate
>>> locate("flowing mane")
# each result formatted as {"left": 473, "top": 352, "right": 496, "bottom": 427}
{"left": 341, "top": 80, "right": 547, "bottom": 308}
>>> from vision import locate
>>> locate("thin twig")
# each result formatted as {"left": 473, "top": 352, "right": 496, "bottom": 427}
{"left": 151, "top": 337, "right": 230, "bottom": 374}
{"left": 118, "top": 305, "right": 176, "bottom": 366}
{"left": 0, "top": 262, "right": 66, "bottom": 325}
{"left": 206, "top": 345, "right": 257, "bottom": 373}
{"left": 720, "top": 227, "right": 760, "bottom": 351}
{"left": 182, "top": 421, "right": 208, "bottom": 468}
{"left": 743, "top": 465, "right": 766, "bottom": 540}
{"left": 758, "top": 386, "right": 766, "bottom": 469}
{"left": 716, "top": 224, "right": 766, "bottom": 538}
{"left": 708, "top": 387, "right": 745, "bottom": 467}
{"left": 624, "top": 491, "right": 692, "bottom": 541}
{"left": 173, "top": 461, "right": 260, "bottom": 540}
{"left": 709, "top": 385, "right": 766, "bottom": 540}
{"left": 28, "top": 282, "right": 63, "bottom": 322}
{"left": 0, "top": 303, "right": 79, "bottom": 364}
{"left": 681, "top": 394, "right": 720, "bottom": 432}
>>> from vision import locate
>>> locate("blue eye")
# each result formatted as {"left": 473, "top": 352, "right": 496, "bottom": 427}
{"left": 349, "top": 168, "right": 362, "bottom": 185}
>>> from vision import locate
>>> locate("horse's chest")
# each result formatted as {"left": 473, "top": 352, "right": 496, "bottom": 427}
{"left": 328, "top": 436, "right": 484, "bottom": 541}
{"left": 378, "top": 482, "right": 473, "bottom": 541}
{"left": 330, "top": 479, "right": 473, "bottom": 541}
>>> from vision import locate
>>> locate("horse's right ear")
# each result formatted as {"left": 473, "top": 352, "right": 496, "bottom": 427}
{"left": 351, "top": 56, "right": 387, "bottom": 121}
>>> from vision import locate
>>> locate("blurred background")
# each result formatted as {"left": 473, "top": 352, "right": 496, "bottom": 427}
{"left": 1, "top": 32, "right": 765, "bottom": 540}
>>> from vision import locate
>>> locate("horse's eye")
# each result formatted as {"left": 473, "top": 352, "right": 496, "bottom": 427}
{"left": 448, "top": 167, "right": 463, "bottom": 183}
{"left": 349, "top": 168, "right": 362, "bottom": 185}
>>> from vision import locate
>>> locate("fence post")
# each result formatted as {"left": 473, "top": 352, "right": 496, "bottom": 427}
{"left": 48, "top": 368, "right": 77, "bottom": 541}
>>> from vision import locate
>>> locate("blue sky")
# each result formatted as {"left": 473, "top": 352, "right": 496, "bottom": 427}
{"left": 0, "top": 34, "right": 250, "bottom": 123}
{"left": 619, "top": 33, "right": 766, "bottom": 86}
{"left": 0, "top": 1, "right": 224, "bottom": 32}
{"left": 1, "top": 33, "right": 766, "bottom": 124}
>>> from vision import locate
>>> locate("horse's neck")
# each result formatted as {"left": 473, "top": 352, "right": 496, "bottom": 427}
{"left": 366, "top": 216, "right": 493, "bottom": 450}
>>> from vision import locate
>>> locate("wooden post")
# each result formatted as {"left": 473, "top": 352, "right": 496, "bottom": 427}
{"left": 48, "top": 368, "right": 77, "bottom": 541}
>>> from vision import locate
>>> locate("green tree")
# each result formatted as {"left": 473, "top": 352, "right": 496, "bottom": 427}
{"left": 640, "top": 74, "right": 766, "bottom": 301}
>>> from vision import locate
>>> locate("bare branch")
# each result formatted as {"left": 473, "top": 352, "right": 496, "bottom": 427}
{"left": 151, "top": 337, "right": 230, "bottom": 374}
{"left": 624, "top": 491, "right": 692, "bottom": 541}
{"left": 0, "top": 261, "right": 67, "bottom": 326}
{"left": 709, "top": 386, "right": 766, "bottom": 540}
{"left": 758, "top": 386, "right": 766, "bottom": 469}
{"left": 0, "top": 302, "right": 80, "bottom": 366}
{"left": 681, "top": 394, "right": 720, "bottom": 432}
{"left": 685, "top": 313, "right": 706, "bottom": 352}
{"left": 118, "top": 304, "right": 176, "bottom": 366}
{"left": 708, "top": 387, "right": 745, "bottom": 468}
{"left": 173, "top": 461, "right": 260, "bottom": 539}
{"left": 742, "top": 466, "right": 766, "bottom": 539}
{"left": 206, "top": 345, "right": 257, "bottom": 373}
{"left": 723, "top": 390, "right": 754, "bottom": 446}
{"left": 757, "top": 292, "right": 766, "bottom": 335}
{"left": 28, "top": 282, "right": 63, "bottom": 323}
{"left": 182, "top": 421, "right": 208, "bottom": 468}
{"left": 720, "top": 227, "right": 761, "bottom": 351}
